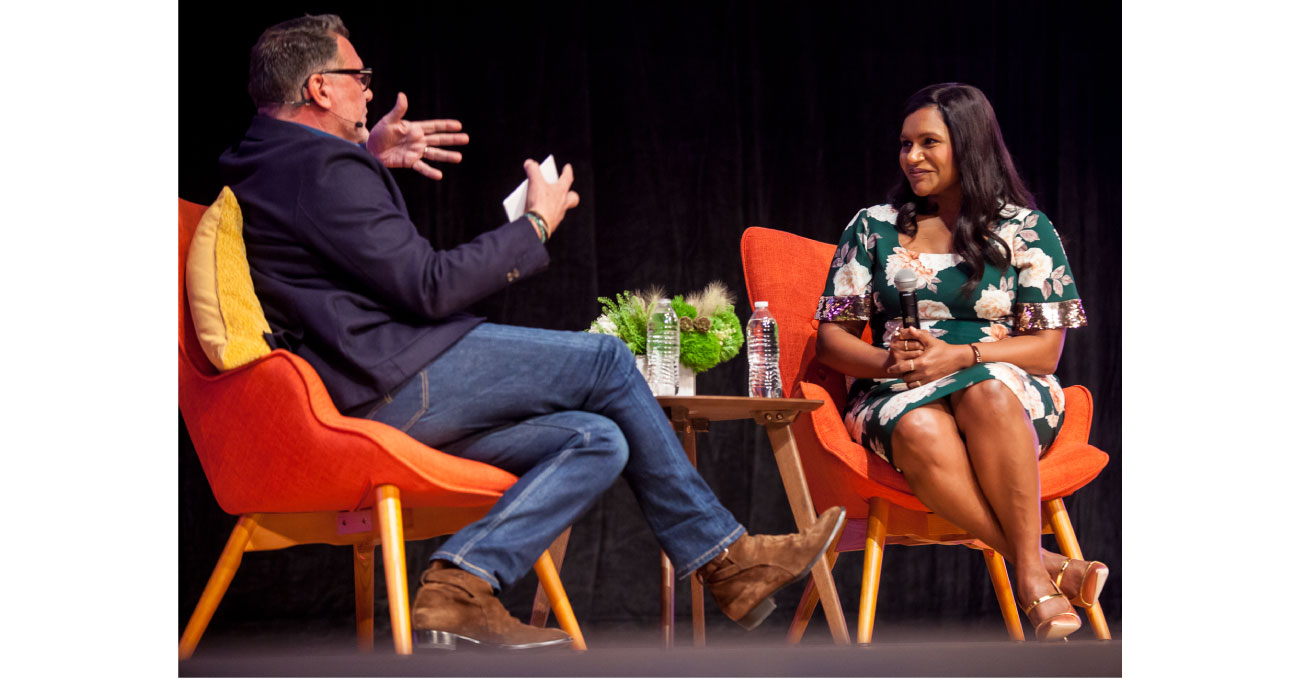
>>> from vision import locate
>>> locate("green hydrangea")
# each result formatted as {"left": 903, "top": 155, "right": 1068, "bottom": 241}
{"left": 680, "top": 329, "right": 722, "bottom": 373}
{"left": 709, "top": 304, "right": 743, "bottom": 362}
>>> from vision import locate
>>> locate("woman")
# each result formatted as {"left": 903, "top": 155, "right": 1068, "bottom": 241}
{"left": 814, "top": 83, "right": 1105, "bottom": 641}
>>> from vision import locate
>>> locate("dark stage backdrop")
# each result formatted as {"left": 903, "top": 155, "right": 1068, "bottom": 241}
{"left": 179, "top": 1, "right": 1121, "bottom": 644}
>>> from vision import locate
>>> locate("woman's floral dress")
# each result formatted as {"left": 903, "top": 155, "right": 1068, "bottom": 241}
{"left": 814, "top": 204, "right": 1087, "bottom": 469}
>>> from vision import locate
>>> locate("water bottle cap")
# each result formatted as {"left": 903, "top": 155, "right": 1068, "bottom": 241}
{"left": 754, "top": 301, "right": 768, "bottom": 308}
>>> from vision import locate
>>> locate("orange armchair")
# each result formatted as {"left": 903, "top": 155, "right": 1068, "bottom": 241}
{"left": 178, "top": 198, "right": 584, "bottom": 658}
{"left": 739, "top": 226, "right": 1112, "bottom": 644}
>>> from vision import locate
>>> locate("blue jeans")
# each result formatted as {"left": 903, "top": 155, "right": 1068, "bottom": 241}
{"left": 349, "top": 323, "right": 744, "bottom": 591}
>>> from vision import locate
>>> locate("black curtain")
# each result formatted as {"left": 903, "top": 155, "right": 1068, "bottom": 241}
{"left": 179, "top": 0, "right": 1120, "bottom": 643}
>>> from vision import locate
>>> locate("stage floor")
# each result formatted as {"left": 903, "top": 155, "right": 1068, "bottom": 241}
{"left": 180, "top": 622, "right": 1121, "bottom": 677}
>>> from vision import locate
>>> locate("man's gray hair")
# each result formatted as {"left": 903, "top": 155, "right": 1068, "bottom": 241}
{"left": 248, "top": 13, "right": 350, "bottom": 109}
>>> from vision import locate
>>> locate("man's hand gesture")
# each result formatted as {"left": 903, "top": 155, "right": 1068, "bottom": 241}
{"left": 366, "top": 92, "right": 469, "bottom": 180}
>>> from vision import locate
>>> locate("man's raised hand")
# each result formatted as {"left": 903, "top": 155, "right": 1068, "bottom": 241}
{"left": 523, "top": 159, "right": 579, "bottom": 238}
{"left": 366, "top": 92, "right": 469, "bottom": 180}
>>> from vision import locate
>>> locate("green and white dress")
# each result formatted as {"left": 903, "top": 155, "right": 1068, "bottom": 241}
{"left": 813, "top": 204, "right": 1087, "bottom": 469}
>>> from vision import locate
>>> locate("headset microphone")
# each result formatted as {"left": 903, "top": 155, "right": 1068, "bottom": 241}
{"left": 328, "top": 109, "right": 365, "bottom": 129}
{"left": 298, "top": 99, "right": 366, "bottom": 130}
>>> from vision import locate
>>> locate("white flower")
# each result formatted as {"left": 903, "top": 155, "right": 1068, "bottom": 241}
{"left": 918, "top": 300, "right": 953, "bottom": 321}
{"left": 980, "top": 323, "right": 1011, "bottom": 342}
{"left": 833, "top": 257, "right": 872, "bottom": 296}
{"left": 919, "top": 252, "right": 962, "bottom": 274}
{"left": 1009, "top": 243, "right": 1029, "bottom": 267}
{"left": 1034, "top": 375, "right": 1066, "bottom": 413}
{"left": 985, "top": 363, "right": 1044, "bottom": 420}
{"left": 879, "top": 376, "right": 955, "bottom": 424}
{"left": 974, "top": 285, "right": 1012, "bottom": 320}
{"left": 878, "top": 390, "right": 925, "bottom": 424}
{"left": 1017, "top": 248, "right": 1054, "bottom": 291}
{"left": 844, "top": 392, "right": 873, "bottom": 437}
{"left": 885, "top": 249, "right": 940, "bottom": 290}
{"left": 917, "top": 321, "right": 948, "bottom": 339}
{"left": 999, "top": 204, "right": 1030, "bottom": 220}
{"left": 589, "top": 315, "right": 619, "bottom": 336}
{"left": 865, "top": 204, "right": 899, "bottom": 223}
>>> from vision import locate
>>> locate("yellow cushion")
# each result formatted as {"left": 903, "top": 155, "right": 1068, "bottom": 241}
{"left": 185, "top": 187, "right": 273, "bottom": 371}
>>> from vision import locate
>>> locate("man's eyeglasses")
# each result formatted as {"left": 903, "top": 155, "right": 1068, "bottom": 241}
{"left": 305, "top": 68, "right": 373, "bottom": 91}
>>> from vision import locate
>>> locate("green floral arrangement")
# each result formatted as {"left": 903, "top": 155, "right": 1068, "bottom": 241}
{"left": 589, "top": 282, "right": 744, "bottom": 373}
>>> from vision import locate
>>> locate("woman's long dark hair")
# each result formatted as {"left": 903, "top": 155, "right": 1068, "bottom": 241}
{"left": 889, "top": 83, "right": 1035, "bottom": 297}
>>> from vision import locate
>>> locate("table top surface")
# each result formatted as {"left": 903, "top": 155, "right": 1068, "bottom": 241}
{"left": 654, "top": 395, "right": 824, "bottom": 423}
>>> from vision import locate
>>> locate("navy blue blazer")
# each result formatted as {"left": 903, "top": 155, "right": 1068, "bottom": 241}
{"left": 219, "top": 115, "right": 549, "bottom": 410}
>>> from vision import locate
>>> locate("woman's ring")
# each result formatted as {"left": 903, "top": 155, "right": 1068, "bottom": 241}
{"left": 909, "top": 359, "right": 916, "bottom": 372}
{"left": 908, "top": 380, "right": 920, "bottom": 389}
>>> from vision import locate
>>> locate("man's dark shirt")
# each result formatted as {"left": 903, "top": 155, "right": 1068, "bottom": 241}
{"left": 219, "top": 115, "right": 549, "bottom": 410}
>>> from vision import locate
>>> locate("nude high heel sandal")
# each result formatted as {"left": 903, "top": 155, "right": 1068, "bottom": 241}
{"left": 1021, "top": 584, "right": 1081, "bottom": 641}
{"left": 1054, "top": 558, "right": 1109, "bottom": 609}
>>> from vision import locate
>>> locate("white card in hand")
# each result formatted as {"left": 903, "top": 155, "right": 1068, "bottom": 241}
{"left": 502, "top": 155, "right": 558, "bottom": 221}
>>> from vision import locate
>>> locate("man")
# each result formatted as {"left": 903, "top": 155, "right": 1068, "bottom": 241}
{"left": 220, "top": 13, "right": 845, "bottom": 651}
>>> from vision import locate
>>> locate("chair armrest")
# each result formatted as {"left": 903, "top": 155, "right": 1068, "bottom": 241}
{"left": 180, "top": 348, "right": 516, "bottom": 514}
{"left": 1058, "top": 385, "right": 1093, "bottom": 445}
{"left": 792, "top": 381, "right": 932, "bottom": 513}
{"left": 795, "top": 381, "right": 872, "bottom": 478}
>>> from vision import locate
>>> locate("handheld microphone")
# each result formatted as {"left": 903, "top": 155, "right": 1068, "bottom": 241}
{"left": 896, "top": 269, "right": 920, "bottom": 330}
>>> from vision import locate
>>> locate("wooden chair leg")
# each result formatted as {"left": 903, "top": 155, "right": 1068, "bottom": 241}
{"left": 690, "top": 563, "right": 707, "bottom": 647}
{"left": 179, "top": 514, "right": 261, "bottom": 660}
{"left": 1045, "top": 498, "right": 1112, "bottom": 640}
{"left": 660, "top": 551, "right": 674, "bottom": 648}
{"left": 534, "top": 549, "right": 587, "bottom": 651}
{"left": 982, "top": 548, "right": 1025, "bottom": 641}
{"left": 858, "top": 497, "right": 890, "bottom": 644}
{"left": 764, "top": 423, "right": 850, "bottom": 644}
{"left": 530, "top": 527, "right": 571, "bottom": 627}
{"left": 354, "top": 542, "right": 375, "bottom": 652}
{"left": 374, "top": 485, "right": 412, "bottom": 655}
{"left": 787, "top": 549, "right": 838, "bottom": 644}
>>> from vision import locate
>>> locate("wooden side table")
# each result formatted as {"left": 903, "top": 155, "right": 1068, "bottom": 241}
{"left": 654, "top": 395, "right": 850, "bottom": 647}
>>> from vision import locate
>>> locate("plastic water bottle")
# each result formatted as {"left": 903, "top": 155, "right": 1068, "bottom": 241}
{"left": 645, "top": 298, "right": 680, "bottom": 396}
{"left": 747, "top": 301, "right": 783, "bottom": 398}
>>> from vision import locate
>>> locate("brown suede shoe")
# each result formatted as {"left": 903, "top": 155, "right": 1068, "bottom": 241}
{"left": 411, "top": 563, "right": 572, "bottom": 651}
{"left": 697, "top": 506, "right": 846, "bottom": 630}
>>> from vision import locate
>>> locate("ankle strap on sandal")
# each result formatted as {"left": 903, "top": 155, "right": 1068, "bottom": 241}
{"left": 1021, "top": 591, "right": 1067, "bottom": 615}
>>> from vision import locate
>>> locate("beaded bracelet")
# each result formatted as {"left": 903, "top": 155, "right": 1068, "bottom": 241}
{"left": 525, "top": 211, "right": 550, "bottom": 243}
